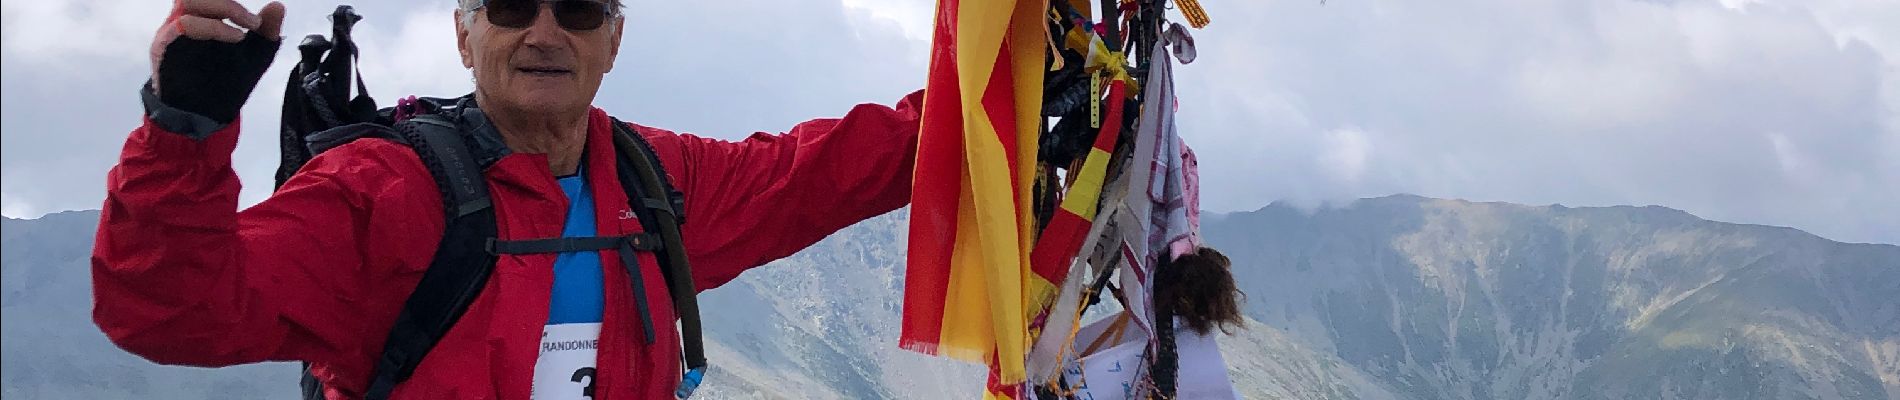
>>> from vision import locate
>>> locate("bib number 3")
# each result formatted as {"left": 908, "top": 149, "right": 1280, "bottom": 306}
{"left": 533, "top": 323, "right": 602, "bottom": 399}
{"left": 571, "top": 367, "right": 597, "bottom": 398}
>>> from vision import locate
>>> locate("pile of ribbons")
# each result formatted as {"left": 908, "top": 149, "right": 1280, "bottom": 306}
{"left": 900, "top": 0, "right": 1221, "bottom": 398}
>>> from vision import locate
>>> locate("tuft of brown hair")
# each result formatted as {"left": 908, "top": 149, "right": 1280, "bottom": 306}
{"left": 1154, "top": 247, "right": 1246, "bottom": 336}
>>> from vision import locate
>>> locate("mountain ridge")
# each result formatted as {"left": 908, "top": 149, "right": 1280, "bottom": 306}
{"left": 1259, "top": 194, "right": 1893, "bottom": 246}
{"left": 5, "top": 194, "right": 1895, "bottom": 399}
{"left": 1208, "top": 194, "right": 1898, "bottom": 400}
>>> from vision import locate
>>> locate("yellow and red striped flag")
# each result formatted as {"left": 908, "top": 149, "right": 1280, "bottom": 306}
{"left": 902, "top": 0, "right": 1048, "bottom": 387}
{"left": 1027, "top": 79, "right": 1127, "bottom": 314}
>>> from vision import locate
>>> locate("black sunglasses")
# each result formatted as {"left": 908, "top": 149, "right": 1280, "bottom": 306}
{"left": 471, "top": 0, "right": 615, "bottom": 31}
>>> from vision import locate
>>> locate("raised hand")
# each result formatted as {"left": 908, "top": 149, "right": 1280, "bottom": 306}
{"left": 147, "top": 0, "right": 286, "bottom": 124}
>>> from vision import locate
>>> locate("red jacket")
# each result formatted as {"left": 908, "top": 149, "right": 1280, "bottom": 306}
{"left": 91, "top": 90, "right": 924, "bottom": 399}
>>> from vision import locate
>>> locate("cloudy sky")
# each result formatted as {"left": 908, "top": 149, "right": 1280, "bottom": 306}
{"left": 3, "top": 0, "right": 1896, "bottom": 244}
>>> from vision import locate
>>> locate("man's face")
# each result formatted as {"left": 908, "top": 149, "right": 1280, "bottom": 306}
{"left": 456, "top": 0, "right": 624, "bottom": 116}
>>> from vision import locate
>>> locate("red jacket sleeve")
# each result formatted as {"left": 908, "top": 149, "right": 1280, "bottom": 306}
{"left": 640, "top": 89, "right": 925, "bottom": 291}
{"left": 91, "top": 118, "right": 441, "bottom": 368}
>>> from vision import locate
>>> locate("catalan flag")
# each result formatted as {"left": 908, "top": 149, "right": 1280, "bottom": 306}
{"left": 1027, "top": 79, "right": 1126, "bottom": 313}
{"left": 901, "top": 0, "right": 1048, "bottom": 387}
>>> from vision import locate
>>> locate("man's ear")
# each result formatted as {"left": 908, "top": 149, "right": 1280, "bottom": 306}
{"left": 605, "top": 16, "right": 625, "bottom": 73}
{"left": 456, "top": 9, "right": 475, "bottom": 68}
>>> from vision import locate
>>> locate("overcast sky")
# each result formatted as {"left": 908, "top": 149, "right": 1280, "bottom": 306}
{"left": 3, "top": 0, "right": 1896, "bottom": 244}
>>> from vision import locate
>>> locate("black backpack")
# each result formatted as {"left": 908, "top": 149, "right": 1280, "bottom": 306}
{"left": 276, "top": 6, "right": 708, "bottom": 399}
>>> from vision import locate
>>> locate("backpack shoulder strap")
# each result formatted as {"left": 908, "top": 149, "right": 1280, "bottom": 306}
{"left": 302, "top": 114, "right": 707, "bottom": 399}
{"left": 609, "top": 120, "right": 686, "bottom": 225}
{"left": 358, "top": 114, "right": 499, "bottom": 400}
{"left": 607, "top": 119, "right": 708, "bottom": 398}
{"left": 282, "top": 6, "right": 503, "bottom": 399}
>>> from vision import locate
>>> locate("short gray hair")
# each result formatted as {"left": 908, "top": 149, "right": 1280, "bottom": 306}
{"left": 458, "top": 0, "right": 624, "bottom": 26}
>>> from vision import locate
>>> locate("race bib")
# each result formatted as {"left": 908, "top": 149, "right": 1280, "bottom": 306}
{"left": 533, "top": 322, "right": 602, "bottom": 399}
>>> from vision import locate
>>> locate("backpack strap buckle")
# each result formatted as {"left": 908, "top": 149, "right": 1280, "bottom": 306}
{"left": 484, "top": 233, "right": 661, "bottom": 255}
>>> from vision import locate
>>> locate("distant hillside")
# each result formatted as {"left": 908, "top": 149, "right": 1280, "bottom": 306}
{"left": 1205, "top": 195, "right": 1900, "bottom": 400}
{"left": 5, "top": 195, "right": 1896, "bottom": 399}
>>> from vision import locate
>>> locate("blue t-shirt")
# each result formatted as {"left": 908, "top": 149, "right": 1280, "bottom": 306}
{"left": 548, "top": 172, "right": 605, "bottom": 325}
{"left": 533, "top": 169, "right": 606, "bottom": 399}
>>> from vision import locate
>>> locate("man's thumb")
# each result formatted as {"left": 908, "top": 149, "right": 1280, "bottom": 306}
{"left": 256, "top": 2, "right": 285, "bottom": 40}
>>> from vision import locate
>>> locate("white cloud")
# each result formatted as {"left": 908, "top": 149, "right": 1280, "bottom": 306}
{"left": 1512, "top": 55, "right": 1686, "bottom": 129}
{"left": 1, "top": 192, "right": 33, "bottom": 219}
{"left": 351, "top": 2, "right": 476, "bottom": 101}
{"left": 0, "top": 0, "right": 170, "bottom": 67}
{"left": 1171, "top": 0, "right": 1898, "bottom": 243}
{"left": 1319, "top": 127, "right": 1371, "bottom": 184}
{"left": 1, "top": 0, "right": 1896, "bottom": 244}
{"left": 1719, "top": 0, "right": 1765, "bottom": 12}
{"left": 3, "top": 0, "right": 932, "bottom": 217}
{"left": 1767, "top": 132, "right": 1811, "bottom": 178}
{"left": 840, "top": 0, "right": 933, "bottom": 43}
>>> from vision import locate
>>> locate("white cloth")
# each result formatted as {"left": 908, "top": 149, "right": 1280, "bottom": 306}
{"left": 1060, "top": 314, "right": 1151, "bottom": 400}
{"left": 1045, "top": 315, "right": 1240, "bottom": 400}
{"left": 1172, "top": 322, "right": 1242, "bottom": 400}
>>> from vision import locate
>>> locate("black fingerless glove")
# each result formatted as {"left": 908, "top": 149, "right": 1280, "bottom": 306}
{"left": 143, "top": 31, "right": 281, "bottom": 139}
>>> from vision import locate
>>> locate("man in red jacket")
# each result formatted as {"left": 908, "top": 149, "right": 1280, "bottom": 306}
{"left": 93, "top": 0, "right": 922, "bottom": 398}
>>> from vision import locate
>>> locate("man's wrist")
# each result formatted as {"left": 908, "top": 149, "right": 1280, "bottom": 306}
{"left": 141, "top": 79, "right": 230, "bottom": 140}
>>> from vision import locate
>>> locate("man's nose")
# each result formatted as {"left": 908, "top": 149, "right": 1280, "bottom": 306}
{"left": 521, "top": 3, "right": 566, "bottom": 47}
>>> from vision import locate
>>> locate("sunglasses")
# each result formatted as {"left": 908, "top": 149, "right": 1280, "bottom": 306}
{"left": 471, "top": 0, "right": 616, "bottom": 31}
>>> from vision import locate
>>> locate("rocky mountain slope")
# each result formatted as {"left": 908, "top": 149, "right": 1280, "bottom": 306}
{"left": 5, "top": 195, "right": 1894, "bottom": 399}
